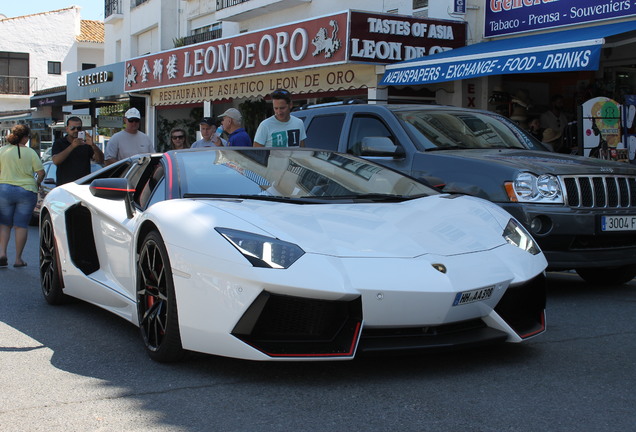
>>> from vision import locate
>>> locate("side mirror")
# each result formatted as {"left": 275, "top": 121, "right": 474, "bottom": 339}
{"left": 360, "top": 136, "right": 405, "bottom": 158}
{"left": 90, "top": 178, "right": 135, "bottom": 219}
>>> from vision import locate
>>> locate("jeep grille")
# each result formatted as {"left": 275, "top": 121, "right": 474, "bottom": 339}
{"left": 562, "top": 175, "right": 636, "bottom": 208}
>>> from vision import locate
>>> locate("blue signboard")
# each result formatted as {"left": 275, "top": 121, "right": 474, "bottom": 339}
{"left": 381, "top": 44, "right": 600, "bottom": 86}
{"left": 454, "top": 0, "right": 466, "bottom": 14}
{"left": 381, "top": 20, "right": 636, "bottom": 87}
{"left": 485, "top": 0, "right": 636, "bottom": 38}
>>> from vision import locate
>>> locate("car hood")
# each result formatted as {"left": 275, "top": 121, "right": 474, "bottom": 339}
{"left": 198, "top": 195, "right": 509, "bottom": 258}
{"left": 429, "top": 149, "right": 636, "bottom": 175}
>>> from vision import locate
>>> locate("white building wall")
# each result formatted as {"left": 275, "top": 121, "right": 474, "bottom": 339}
{"left": 0, "top": 7, "right": 81, "bottom": 110}
{"left": 105, "top": 0, "right": 180, "bottom": 63}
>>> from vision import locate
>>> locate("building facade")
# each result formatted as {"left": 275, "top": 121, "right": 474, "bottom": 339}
{"left": 0, "top": 6, "right": 104, "bottom": 148}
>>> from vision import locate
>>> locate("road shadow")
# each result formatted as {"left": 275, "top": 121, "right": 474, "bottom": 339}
{"left": 2, "top": 229, "right": 634, "bottom": 431}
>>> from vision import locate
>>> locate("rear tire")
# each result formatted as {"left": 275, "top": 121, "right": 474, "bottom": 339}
{"left": 39, "top": 213, "right": 67, "bottom": 304}
{"left": 137, "top": 231, "right": 184, "bottom": 362}
{"left": 575, "top": 265, "right": 636, "bottom": 286}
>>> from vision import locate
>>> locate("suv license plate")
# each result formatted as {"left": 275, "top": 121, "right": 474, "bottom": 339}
{"left": 601, "top": 215, "right": 636, "bottom": 232}
{"left": 453, "top": 287, "right": 494, "bottom": 306}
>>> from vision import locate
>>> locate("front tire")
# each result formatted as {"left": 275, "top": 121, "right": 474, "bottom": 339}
{"left": 137, "top": 231, "right": 184, "bottom": 362}
{"left": 576, "top": 265, "right": 636, "bottom": 286}
{"left": 40, "top": 213, "right": 66, "bottom": 304}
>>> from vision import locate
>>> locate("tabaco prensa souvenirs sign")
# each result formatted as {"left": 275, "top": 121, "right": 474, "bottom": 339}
{"left": 124, "top": 13, "right": 349, "bottom": 92}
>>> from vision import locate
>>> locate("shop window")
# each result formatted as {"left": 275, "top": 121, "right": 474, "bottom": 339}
{"left": 413, "top": 0, "right": 428, "bottom": 8}
{"left": 82, "top": 63, "right": 96, "bottom": 71}
{"left": 48, "top": 61, "right": 61, "bottom": 75}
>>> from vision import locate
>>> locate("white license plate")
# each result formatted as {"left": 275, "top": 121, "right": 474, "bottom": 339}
{"left": 601, "top": 215, "right": 636, "bottom": 232}
{"left": 452, "top": 286, "right": 494, "bottom": 306}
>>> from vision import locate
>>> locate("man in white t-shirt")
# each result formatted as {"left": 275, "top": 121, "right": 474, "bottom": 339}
{"left": 104, "top": 108, "right": 154, "bottom": 165}
{"left": 253, "top": 89, "right": 306, "bottom": 147}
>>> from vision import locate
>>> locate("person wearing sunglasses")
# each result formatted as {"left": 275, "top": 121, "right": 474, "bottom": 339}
{"left": 105, "top": 108, "right": 154, "bottom": 165}
{"left": 169, "top": 128, "right": 189, "bottom": 150}
{"left": 253, "top": 88, "right": 305, "bottom": 147}
{"left": 51, "top": 116, "right": 104, "bottom": 186}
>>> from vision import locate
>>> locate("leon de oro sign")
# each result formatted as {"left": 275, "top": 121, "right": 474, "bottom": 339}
{"left": 126, "top": 10, "right": 466, "bottom": 92}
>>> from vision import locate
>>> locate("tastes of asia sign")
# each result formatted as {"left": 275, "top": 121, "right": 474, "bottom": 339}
{"left": 125, "top": 13, "right": 349, "bottom": 91}
{"left": 348, "top": 11, "right": 466, "bottom": 63}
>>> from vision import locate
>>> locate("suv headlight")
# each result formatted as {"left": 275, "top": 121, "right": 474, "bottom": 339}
{"left": 216, "top": 228, "right": 305, "bottom": 269}
{"left": 503, "top": 219, "right": 540, "bottom": 255}
{"left": 506, "top": 173, "right": 563, "bottom": 203}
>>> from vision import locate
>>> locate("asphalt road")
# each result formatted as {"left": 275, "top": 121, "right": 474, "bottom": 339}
{"left": 1, "top": 226, "right": 635, "bottom": 431}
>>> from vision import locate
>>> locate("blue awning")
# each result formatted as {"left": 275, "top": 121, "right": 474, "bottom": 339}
{"left": 381, "top": 20, "right": 636, "bottom": 86}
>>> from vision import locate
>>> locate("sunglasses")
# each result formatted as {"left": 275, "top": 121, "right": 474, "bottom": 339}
{"left": 171, "top": 135, "right": 185, "bottom": 139}
{"left": 271, "top": 89, "right": 290, "bottom": 97}
{"left": 127, "top": 118, "right": 140, "bottom": 123}
{"left": 69, "top": 126, "right": 83, "bottom": 131}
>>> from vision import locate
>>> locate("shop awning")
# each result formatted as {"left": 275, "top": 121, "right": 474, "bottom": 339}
{"left": 381, "top": 20, "right": 636, "bottom": 86}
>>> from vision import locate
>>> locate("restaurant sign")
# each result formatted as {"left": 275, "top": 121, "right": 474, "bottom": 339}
{"left": 151, "top": 64, "right": 377, "bottom": 105}
{"left": 348, "top": 11, "right": 466, "bottom": 64}
{"left": 127, "top": 10, "right": 467, "bottom": 93}
{"left": 126, "top": 13, "right": 348, "bottom": 92}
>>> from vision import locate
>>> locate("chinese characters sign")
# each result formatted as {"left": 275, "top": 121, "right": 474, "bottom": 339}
{"left": 125, "top": 13, "right": 348, "bottom": 92}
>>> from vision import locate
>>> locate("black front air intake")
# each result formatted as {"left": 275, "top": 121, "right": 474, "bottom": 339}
{"left": 232, "top": 292, "right": 363, "bottom": 358}
{"left": 494, "top": 273, "right": 546, "bottom": 339}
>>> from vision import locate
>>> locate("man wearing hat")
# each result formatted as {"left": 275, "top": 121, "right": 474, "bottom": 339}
{"left": 191, "top": 117, "right": 223, "bottom": 148}
{"left": 218, "top": 108, "right": 251, "bottom": 147}
{"left": 104, "top": 108, "right": 154, "bottom": 166}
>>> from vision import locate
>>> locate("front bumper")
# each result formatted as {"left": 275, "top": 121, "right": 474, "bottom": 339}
{"left": 500, "top": 202, "right": 636, "bottom": 270}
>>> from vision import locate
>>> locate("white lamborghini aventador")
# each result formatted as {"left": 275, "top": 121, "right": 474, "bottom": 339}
{"left": 39, "top": 148, "right": 547, "bottom": 362}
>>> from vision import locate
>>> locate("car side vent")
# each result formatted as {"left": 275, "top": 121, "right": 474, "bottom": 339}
{"left": 562, "top": 175, "right": 636, "bottom": 208}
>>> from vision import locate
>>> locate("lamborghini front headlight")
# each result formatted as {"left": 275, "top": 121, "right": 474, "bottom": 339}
{"left": 216, "top": 228, "right": 305, "bottom": 269}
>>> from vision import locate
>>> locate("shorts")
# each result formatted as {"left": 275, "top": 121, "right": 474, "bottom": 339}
{"left": 0, "top": 183, "right": 37, "bottom": 228}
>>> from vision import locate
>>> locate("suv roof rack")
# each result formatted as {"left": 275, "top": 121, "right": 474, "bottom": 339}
{"left": 296, "top": 98, "right": 367, "bottom": 111}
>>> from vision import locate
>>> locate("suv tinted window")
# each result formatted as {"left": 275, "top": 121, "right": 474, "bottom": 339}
{"left": 348, "top": 116, "right": 394, "bottom": 156}
{"left": 305, "top": 114, "right": 345, "bottom": 150}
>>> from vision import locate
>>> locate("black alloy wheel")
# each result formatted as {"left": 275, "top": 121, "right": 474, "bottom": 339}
{"left": 39, "top": 213, "right": 66, "bottom": 305}
{"left": 137, "top": 231, "right": 184, "bottom": 362}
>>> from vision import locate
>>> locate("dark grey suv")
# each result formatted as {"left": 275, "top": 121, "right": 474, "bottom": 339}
{"left": 293, "top": 103, "right": 636, "bottom": 285}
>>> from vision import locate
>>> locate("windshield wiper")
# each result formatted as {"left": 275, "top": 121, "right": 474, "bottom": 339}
{"left": 183, "top": 193, "right": 320, "bottom": 204}
{"left": 425, "top": 145, "right": 472, "bottom": 151}
{"left": 325, "top": 193, "right": 427, "bottom": 202}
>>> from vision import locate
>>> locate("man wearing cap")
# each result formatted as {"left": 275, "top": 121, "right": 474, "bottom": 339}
{"left": 104, "top": 108, "right": 154, "bottom": 166}
{"left": 219, "top": 108, "right": 251, "bottom": 147}
{"left": 191, "top": 117, "right": 223, "bottom": 148}
{"left": 51, "top": 116, "right": 104, "bottom": 185}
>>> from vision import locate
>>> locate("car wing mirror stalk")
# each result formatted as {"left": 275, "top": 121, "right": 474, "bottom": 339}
{"left": 89, "top": 178, "right": 136, "bottom": 219}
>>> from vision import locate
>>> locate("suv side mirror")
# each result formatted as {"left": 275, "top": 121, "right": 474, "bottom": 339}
{"left": 360, "top": 137, "right": 405, "bottom": 158}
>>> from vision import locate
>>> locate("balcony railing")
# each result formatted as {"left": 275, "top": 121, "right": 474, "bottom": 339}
{"left": 105, "top": 0, "right": 122, "bottom": 18}
{"left": 0, "top": 75, "right": 36, "bottom": 95}
{"left": 183, "top": 29, "right": 223, "bottom": 46}
{"left": 216, "top": 0, "right": 252, "bottom": 11}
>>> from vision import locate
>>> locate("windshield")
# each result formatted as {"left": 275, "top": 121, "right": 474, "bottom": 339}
{"left": 175, "top": 148, "right": 438, "bottom": 200}
{"left": 394, "top": 109, "right": 547, "bottom": 151}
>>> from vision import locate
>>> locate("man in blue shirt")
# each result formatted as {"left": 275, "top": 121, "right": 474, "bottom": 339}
{"left": 218, "top": 108, "right": 252, "bottom": 147}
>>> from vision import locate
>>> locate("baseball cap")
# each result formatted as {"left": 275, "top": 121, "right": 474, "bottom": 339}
{"left": 200, "top": 117, "right": 215, "bottom": 126}
{"left": 125, "top": 107, "right": 141, "bottom": 119}
{"left": 218, "top": 108, "right": 242, "bottom": 121}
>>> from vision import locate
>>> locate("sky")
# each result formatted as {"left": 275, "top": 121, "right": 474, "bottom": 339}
{"left": 0, "top": 1, "right": 104, "bottom": 21}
